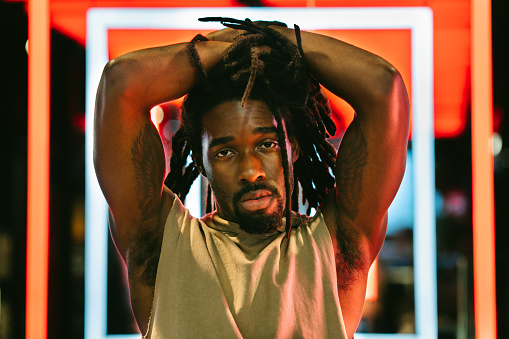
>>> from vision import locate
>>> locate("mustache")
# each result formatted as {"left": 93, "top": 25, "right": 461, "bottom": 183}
{"left": 232, "top": 182, "right": 280, "bottom": 204}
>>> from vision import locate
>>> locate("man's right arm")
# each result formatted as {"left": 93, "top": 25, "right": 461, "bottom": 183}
{"left": 93, "top": 40, "right": 230, "bottom": 333}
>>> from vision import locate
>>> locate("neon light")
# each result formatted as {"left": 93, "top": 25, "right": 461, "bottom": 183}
{"left": 86, "top": 8, "right": 435, "bottom": 339}
{"left": 471, "top": 0, "right": 497, "bottom": 338}
{"left": 26, "top": 0, "right": 50, "bottom": 338}
{"left": 409, "top": 9, "right": 437, "bottom": 339}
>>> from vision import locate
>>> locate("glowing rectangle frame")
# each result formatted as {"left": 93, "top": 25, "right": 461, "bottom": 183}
{"left": 471, "top": 0, "right": 497, "bottom": 338}
{"left": 85, "top": 7, "right": 436, "bottom": 339}
{"left": 27, "top": 0, "right": 50, "bottom": 339}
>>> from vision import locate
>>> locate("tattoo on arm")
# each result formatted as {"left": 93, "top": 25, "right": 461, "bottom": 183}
{"left": 336, "top": 117, "right": 368, "bottom": 220}
{"left": 131, "top": 123, "right": 165, "bottom": 221}
{"left": 129, "top": 123, "right": 165, "bottom": 286}
{"left": 333, "top": 118, "right": 368, "bottom": 289}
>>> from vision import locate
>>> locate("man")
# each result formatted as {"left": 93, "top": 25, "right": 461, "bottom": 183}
{"left": 94, "top": 18, "right": 409, "bottom": 338}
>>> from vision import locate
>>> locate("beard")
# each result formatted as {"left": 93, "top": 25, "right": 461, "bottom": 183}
{"left": 234, "top": 200, "right": 284, "bottom": 234}
{"left": 214, "top": 182, "right": 285, "bottom": 234}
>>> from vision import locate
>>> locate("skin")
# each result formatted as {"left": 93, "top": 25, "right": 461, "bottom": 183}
{"left": 94, "top": 24, "right": 409, "bottom": 338}
{"left": 200, "top": 100, "right": 298, "bottom": 234}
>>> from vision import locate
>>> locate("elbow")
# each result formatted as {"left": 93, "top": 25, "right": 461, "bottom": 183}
{"left": 98, "top": 56, "right": 139, "bottom": 100}
{"left": 374, "top": 63, "right": 409, "bottom": 117}
{"left": 389, "top": 67, "right": 410, "bottom": 119}
{"left": 388, "top": 66, "right": 407, "bottom": 102}
{"left": 99, "top": 58, "right": 128, "bottom": 95}
{"left": 377, "top": 62, "right": 405, "bottom": 100}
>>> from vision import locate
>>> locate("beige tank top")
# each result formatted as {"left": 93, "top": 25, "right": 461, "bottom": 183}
{"left": 144, "top": 197, "right": 347, "bottom": 339}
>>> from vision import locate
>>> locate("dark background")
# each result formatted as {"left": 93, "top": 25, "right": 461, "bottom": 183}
{"left": 0, "top": 0, "right": 507, "bottom": 338}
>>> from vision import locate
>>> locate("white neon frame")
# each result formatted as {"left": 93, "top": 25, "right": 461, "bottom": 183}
{"left": 85, "top": 7, "right": 435, "bottom": 339}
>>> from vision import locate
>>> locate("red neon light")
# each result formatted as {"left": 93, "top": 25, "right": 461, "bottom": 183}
{"left": 471, "top": 0, "right": 497, "bottom": 338}
{"left": 108, "top": 28, "right": 411, "bottom": 141}
{"left": 49, "top": 0, "right": 470, "bottom": 138}
{"left": 26, "top": 0, "right": 50, "bottom": 338}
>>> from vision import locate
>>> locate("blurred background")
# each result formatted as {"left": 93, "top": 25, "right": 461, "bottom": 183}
{"left": 0, "top": 0, "right": 507, "bottom": 338}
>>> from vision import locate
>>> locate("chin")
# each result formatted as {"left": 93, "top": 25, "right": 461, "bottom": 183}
{"left": 236, "top": 209, "right": 284, "bottom": 234}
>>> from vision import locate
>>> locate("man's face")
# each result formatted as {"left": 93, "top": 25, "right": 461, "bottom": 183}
{"left": 200, "top": 100, "right": 297, "bottom": 234}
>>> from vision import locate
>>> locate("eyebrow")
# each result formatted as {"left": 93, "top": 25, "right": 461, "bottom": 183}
{"left": 208, "top": 136, "right": 235, "bottom": 149}
{"left": 253, "top": 126, "right": 277, "bottom": 134}
{"left": 208, "top": 126, "right": 278, "bottom": 149}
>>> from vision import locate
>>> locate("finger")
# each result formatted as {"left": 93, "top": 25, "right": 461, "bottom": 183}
{"left": 253, "top": 20, "right": 288, "bottom": 28}
{"left": 206, "top": 28, "right": 246, "bottom": 42}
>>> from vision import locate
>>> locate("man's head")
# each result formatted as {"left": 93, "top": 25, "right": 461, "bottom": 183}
{"left": 199, "top": 100, "right": 299, "bottom": 234}
{"left": 164, "top": 18, "right": 337, "bottom": 235}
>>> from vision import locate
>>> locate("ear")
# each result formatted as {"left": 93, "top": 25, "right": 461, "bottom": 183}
{"left": 289, "top": 137, "right": 300, "bottom": 163}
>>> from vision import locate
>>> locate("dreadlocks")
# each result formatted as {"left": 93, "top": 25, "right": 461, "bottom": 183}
{"left": 164, "top": 18, "right": 338, "bottom": 236}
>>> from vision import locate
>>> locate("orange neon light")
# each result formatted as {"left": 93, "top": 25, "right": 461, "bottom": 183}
{"left": 27, "top": 0, "right": 50, "bottom": 338}
{"left": 49, "top": 0, "right": 470, "bottom": 138}
{"left": 471, "top": 0, "right": 497, "bottom": 338}
{"left": 108, "top": 28, "right": 411, "bottom": 141}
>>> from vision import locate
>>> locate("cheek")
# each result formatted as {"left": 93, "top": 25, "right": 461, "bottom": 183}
{"left": 204, "top": 158, "right": 230, "bottom": 184}
{"left": 202, "top": 153, "right": 221, "bottom": 181}
{"left": 207, "top": 173, "right": 236, "bottom": 216}
{"left": 266, "top": 155, "right": 285, "bottom": 179}
{"left": 205, "top": 163, "right": 235, "bottom": 200}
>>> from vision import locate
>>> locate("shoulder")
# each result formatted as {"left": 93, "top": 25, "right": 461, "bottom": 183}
{"left": 285, "top": 210, "right": 334, "bottom": 250}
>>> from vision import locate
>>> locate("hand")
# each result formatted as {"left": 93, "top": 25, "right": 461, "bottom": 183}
{"left": 204, "top": 19, "right": 287, "bottom": 42}
{"left": 206, "top": 27, "right": 246, "bottom": 43}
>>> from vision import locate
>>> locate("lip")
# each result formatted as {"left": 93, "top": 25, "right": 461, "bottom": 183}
{"left": 239, "top": 190, "right": 274, "bottom": 212}
{"left": 240, "top": 189, "right": 273, "bottom": 202}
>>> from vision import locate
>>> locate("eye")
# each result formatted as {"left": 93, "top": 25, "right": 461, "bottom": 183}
{"left": 258, "top": 140, "right": 278, "bottom": 150}
{"left": 215, "top": 149, "right": 234, "bottom": 158}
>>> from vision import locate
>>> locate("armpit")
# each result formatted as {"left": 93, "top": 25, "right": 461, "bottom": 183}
{"left": 329, "top": 201, "right": 366, "bottom": 292}
{"left": 127, "top": 225, "right": 163, "bottom": 287}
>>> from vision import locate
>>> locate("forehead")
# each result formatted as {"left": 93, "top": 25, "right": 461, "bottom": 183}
{"left": 201, "top": 100, "right": 277, "bottom": 138}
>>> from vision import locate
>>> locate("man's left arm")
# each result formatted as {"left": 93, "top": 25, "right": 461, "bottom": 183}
{"left": 271, "top": 26, "right": 410, "bottom": 337}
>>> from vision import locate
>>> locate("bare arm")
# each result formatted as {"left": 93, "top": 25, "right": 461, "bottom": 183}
{"left": 93, "top": 40, "right": 230, "bottom": 333}
{"left": 289, "top": 28, "right": 409, "bottom": 258}
{"left": 270, "top": 26, "right": 410, "bottom": 338}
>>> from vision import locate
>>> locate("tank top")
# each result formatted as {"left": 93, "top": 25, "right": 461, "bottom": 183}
{"left": 144, "top": 196, "right": 347, "bottom": 338}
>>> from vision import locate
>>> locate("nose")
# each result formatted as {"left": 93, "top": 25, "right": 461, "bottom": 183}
{"left": 238, "top": 152, "right": 265, "bottom": 183}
